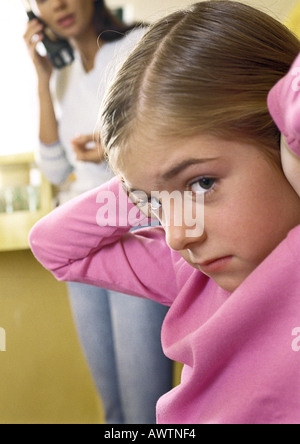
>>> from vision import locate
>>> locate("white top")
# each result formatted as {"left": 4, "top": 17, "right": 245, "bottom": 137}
{"left": 37, "top": 28, "right": 146, "bottom": 203}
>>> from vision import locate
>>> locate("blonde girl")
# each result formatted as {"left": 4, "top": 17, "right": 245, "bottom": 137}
{"left": 30, "top": 1, "right": 300, "bottom": 423}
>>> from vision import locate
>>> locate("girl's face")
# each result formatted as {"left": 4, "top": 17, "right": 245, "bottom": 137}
{"left": 31, "top": 0, "right": 95, "bottom": 38}
{"left": 121, "top": 135, "right": 300, "bottom": 292}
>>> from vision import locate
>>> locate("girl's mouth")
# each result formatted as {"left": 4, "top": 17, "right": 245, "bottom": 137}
{"left": 197, "top": 256, "right": 233, "bottom": 273}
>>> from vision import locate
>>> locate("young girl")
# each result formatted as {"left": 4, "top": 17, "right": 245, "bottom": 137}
{"left": 24, "top": 0, "right": 172, "bottom": 424}
{"left": 30, "top": 1, "right": 300, "bottom": 424}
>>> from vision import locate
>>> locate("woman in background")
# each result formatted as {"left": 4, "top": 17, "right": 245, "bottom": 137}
{"left": 24, "top": 0, "right": 172, "bottom": 424}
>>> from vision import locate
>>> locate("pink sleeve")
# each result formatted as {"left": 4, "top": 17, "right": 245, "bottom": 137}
{"left": 267, "top": 52, "right": 300, "bottom": 156}
{"left": 29, "top": 177, "right": 177, "bottom": 306}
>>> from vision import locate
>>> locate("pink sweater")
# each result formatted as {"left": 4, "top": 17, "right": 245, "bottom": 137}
{"left": 30, "top": 54, "right": 300, "bottom": 424}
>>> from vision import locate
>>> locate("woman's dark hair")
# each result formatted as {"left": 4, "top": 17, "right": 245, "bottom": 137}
{"left": 93, "top": 0, "right": 145, "bottom": 41}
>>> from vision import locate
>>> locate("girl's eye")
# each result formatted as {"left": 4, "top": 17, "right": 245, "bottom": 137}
{"left": 190, "top": 177, "right": 216, "bottom": 194}
{"left": 128, "top": 191, "right": 161, "bottom": 217}
{"left": 150, "top": 196, "right": 161, "bottom": 211}
{"left": 143, "top": 196, "right": 161, "bottom": 218}
{"left": 129, "top": 191, "right": 148, "bottom": 208}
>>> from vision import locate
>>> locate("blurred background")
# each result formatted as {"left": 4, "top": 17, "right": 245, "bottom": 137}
{"left": 0, "top": 0, "right": 298, "bottom": 424}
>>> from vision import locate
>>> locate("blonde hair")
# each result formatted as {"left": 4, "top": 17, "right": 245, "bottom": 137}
{"left": 100, "top": 1, "right": 300, "bottom": 172}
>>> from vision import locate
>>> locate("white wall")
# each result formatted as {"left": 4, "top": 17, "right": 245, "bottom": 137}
{"left": 106, "top": 0, "right": 299, "bottom": 23}
{"left": 0, "top": 0, "right": 39, "bottom": 155}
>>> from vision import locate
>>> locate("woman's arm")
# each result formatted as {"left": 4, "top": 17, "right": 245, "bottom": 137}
{"left": 24, "top": 19, "right": 73, "bottom": 184}
{"left": 268, "top": 52, "right": 300, "bottom": 197}
{"left": 29, "top": 177, "right": 177, "bottom": 306}
{"left": 36, "top": 141, "right": 74, "bottom": 186}
{"left": 37, "top": 80, "right": 74, "bottom": 185}
{"left": 37, "top": 81, "right": 59, "bottom": 145}
{"left": 24, "top": 18, "right": 58, "bottom": 144}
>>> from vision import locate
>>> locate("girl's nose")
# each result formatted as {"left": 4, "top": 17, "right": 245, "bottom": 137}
{"left": 165, "top": 223, "right": 206, "bottom": 251}
{"left": 163, "top": 200, "right": 205, "bottom": 251}
{"left": 158, "top": 191, "right": 205, "bottom": 251}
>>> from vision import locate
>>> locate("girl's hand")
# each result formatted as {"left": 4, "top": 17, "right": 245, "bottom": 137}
{"left": 71, "top": 134, "right": 105, "bottom": 163}
{"left": 23, "top": 18, "right": 53, "bottom": 85}
{"left": 268, "top": 52, "right": 300, "bottom": 199}
{"left": 281, "top": 136, "right": 300, "bottom": 198}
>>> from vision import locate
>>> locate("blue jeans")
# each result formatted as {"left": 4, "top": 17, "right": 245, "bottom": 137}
{"left": 67, "top": 282, "right": 172, "bottom": 424}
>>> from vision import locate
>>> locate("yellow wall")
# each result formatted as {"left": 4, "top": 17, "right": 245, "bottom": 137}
{"left": 107, "top": 0, "right": 298, "bottom": 22}
{"left": 286, "top": 0, "right": 300, "bottom": 37}
{"left": 0, "top": 250, "right": 103, "bottom": 424}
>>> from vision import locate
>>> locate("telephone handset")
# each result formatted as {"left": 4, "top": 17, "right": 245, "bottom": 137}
{"left": 23, "top": 1, "right": 74, "bottom": 69}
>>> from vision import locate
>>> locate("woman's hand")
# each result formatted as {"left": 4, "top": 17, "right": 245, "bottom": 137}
{"left": 71, "top": 134, "right": 105, "bottom": 163}
{"left": 23, "top": 18, "right": 53, "bottom": 85}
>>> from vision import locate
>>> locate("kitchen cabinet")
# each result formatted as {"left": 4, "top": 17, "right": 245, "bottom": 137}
{"left": 0, "top": 152, "right": 52, "bottom": 251}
